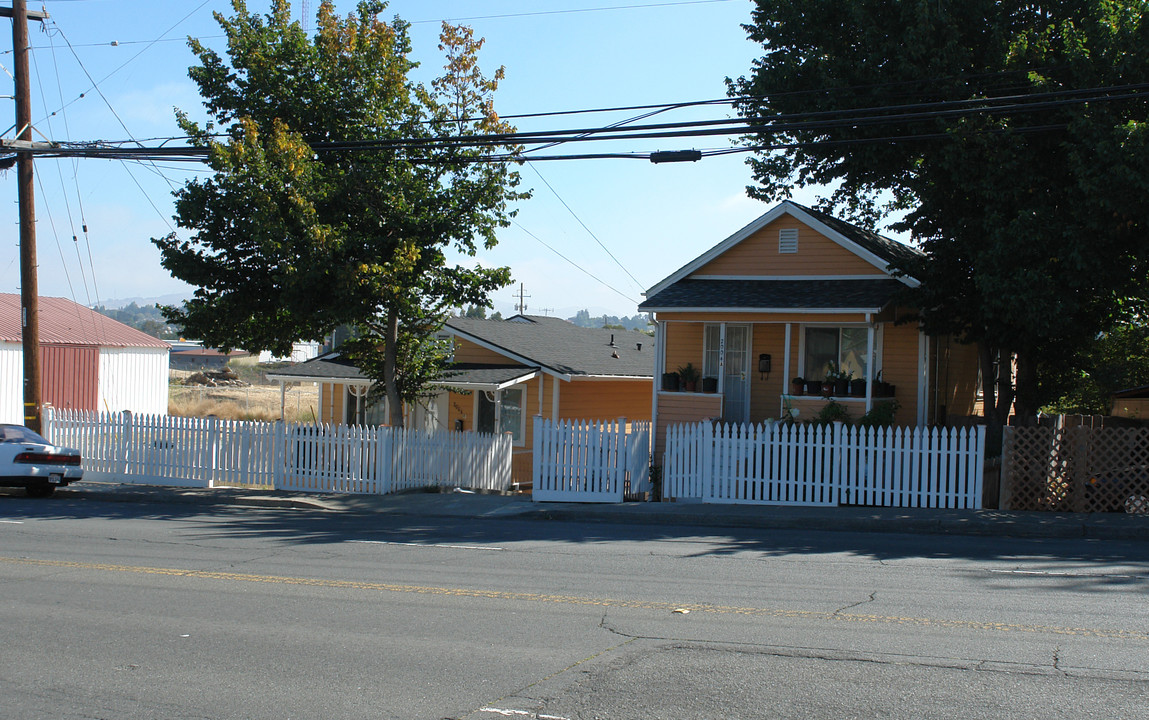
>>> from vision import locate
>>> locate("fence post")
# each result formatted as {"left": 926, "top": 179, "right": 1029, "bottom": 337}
{"left": 701, "top": 420, "right": 713, "bottom": 502}
{"left": 616, "top": 417, "right": 627, "bottom": 498}
{"left": 532, "top": 415, "right": 543, "bottom": 500}
{"left": 831, "top": 421, "right": 845, "bottom": 505}
{"left": 41, "top": 406, "right": 54, "bottom": 442}
{"left": 273, "top": 421, "right": 286, "bottom": 489}
{"left": 119, "top": 410, "right": 133, "bottom": 479}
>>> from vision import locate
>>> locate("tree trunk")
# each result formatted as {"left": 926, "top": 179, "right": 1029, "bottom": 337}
{"left": 385, "top": 307, "right": 404, "bottom": 428}
{"left": 1012, "top": 349, "right": 1039, "bottom": 426}
{"left": 980, "top": 343, "right": 1003, "bottom": 457}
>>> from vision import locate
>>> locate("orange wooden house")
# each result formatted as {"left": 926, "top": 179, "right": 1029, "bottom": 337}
{"left": 639, "top": 201, "right": 980, "bottom": 458}
{"left": 269, "top": 315, "right": 654, "bottom": 481}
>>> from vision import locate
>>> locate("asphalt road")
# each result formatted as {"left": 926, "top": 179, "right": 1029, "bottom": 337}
{"left": 2, "top": 493, "right": 1148, "bottom": 719}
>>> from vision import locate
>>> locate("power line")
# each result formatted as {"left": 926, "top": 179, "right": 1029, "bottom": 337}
{"left": 527, "top": 162, "right": 646, "bottom": 292}
{"left": 511, "top": 220, "right": 639, "bottom": 305}
{"left": 9, "top": 81, "right": 1144, "bottom": 166}
{"left": 33, "top": 1, "right": 213, "bottom": 127}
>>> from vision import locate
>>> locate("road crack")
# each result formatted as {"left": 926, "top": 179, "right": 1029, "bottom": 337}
{"left": 834, "top": 591, "right": 877, "bottom": 615}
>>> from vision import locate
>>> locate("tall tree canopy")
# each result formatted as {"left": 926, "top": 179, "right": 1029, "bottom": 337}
{"left": 730, "top": 1, "right": 1149, "bottom": 433}
{"left": 155, "top": 0, "right": 525, "bottom": 425}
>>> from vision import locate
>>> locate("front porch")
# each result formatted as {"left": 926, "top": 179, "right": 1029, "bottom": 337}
{"left": 652, "top": 316, "right": 925, "bottom": 448}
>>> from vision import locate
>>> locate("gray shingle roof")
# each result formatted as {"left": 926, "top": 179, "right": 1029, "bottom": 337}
{"left": 639, "top": 279, "right": 906, "bottom": 312}
{"left": 445, "top": 315, "right": 653, "bottom": 378}
{"left": 266, "top": 352, "right": 367, "bottom": 382}
{"left": 435, "top": 364, "right": 540, "bottom": 388}
{"left": 789, "top": 202, "right": 924, "bottom": 269}
{"left": 267, "top": 316, "right": 655, "bottom": 385}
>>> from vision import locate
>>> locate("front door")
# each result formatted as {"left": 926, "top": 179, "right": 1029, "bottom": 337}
{"left": 723, "top": 324, "right": 750, "bottom": 424}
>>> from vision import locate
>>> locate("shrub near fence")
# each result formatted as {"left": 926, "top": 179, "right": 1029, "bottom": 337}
{"left": 44, "top": 408, "right": 512, "bottom": 495}
{"left": 664, "top": 421, "right": 986, "bottom": 509}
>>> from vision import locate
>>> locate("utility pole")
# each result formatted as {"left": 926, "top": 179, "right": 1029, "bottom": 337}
{"left": 513, "top": 283, "right": 530, "bottom": 315}
{"left": 3, "top": 0, "right": 49, "bottom": 433}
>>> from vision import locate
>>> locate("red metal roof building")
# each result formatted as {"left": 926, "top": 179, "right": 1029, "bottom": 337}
{"left": 0, "top": 294, "right": 170, "bottom": 422}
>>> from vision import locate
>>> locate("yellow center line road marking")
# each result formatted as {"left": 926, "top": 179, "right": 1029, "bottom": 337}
{"left": 3, "top": 555, "right": 1145, "bottom": 641}
{"left": 349, "top": 540, "right": 505, "bottom": 551}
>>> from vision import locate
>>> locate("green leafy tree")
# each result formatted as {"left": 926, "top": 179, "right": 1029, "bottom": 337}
{"left": 1044, "top": 322, "right": 1149, "bottom": 414}
{"left": 154, "top": 0, "right": 525, "bottom": 426}
{"left": 730, "top": 1, "right": 1149, "bottom": 443}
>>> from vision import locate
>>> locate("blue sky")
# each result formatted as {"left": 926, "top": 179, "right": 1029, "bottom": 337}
{"left": 1, "top": 0, "right": 839, "bottom": 319}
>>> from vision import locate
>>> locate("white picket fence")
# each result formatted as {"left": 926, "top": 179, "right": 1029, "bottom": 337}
{"left": 532, "top": 417, "right": 652, "bottom": 502}
{"left": 664, "top": 421, "right": 986, "bottom": 509}
{"left": 44, "top": 408, "right": 512, "bottom": 494}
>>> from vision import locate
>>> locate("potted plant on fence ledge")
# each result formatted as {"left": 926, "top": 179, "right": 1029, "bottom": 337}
{"left": 702, "top": 376, "right": 719, "bottom": 393}
{"left": 678, "top": 363, "right": 701, "bottom": 392}
{"left": 791, "top": 377, "right": 805, "bottom": 396}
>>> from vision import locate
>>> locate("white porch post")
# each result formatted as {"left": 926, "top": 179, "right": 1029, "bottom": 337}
{"left": 781, "top": 323, "right": 792, "bottom": 417}
{"left": 865, "top": 322, "right": 875, "bottom": 413}
{"left": 538, "top": 374, "right": 545, "bottom": 416}
{"left": 652, "top": 319, "right": 665, "bottom": 438}
{"left": 917, "top": 329, "right": 930, "bottom": 426}
{"left": 551, "top": 377, "right": 560, "bottom": 420}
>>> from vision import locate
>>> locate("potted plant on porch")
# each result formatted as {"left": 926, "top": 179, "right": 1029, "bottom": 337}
{"left": 702, "top": 376, "right": 719, "bottom": 393}
{"left": 790, "top": 377, "right": 805, "bottom": 396}
{"left": 677, "top": 363, "right": 701, "bottom": 392}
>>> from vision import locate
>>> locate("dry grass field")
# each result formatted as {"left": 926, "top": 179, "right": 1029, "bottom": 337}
{"left": 168, "top": 356, "right": 320, "bottom": 423}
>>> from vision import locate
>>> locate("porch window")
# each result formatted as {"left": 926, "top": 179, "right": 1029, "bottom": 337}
{"left": 703, "top": 325, "right": 721, "bottom": 379}
{"left": 476, "top": 385, "right": 526, "bottom": 445}
{"left": 803, "top": 327, "right": 870, "bottom": 380}
{"left": 346, "top": 386, "right": 388, "bottom": 426}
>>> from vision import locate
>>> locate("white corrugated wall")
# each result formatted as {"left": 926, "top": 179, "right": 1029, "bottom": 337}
{"left": 98, "top": 347, "right": 170, "bottom": 415}
{"left": 0, "top": 342, "right": 23, "bottom": 424}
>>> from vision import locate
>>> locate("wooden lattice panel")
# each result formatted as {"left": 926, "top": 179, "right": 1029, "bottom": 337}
{"left": 1002, "top": 426, "right": 1149, "bottom": 512}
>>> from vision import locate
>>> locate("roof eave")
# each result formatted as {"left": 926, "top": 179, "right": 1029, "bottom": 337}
{"left": 640, "top": 306, "right": 888, "bottom": 315}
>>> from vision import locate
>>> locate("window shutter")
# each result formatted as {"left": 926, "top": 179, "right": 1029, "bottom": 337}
{"left": 779, "top": 228, "right": 799, "bottom": 254}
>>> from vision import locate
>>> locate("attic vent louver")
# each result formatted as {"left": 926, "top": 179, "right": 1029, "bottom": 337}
{"left": 779, "top": 228, "right": 799, "bottom": 254}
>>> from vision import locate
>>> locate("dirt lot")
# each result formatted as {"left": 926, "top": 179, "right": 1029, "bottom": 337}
{"left": 169, "top": 363, "right": 320, "bottom": 423}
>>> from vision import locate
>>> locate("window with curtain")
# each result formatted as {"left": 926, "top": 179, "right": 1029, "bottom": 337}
{"left": 476, "top": 385, "right": 526, "bottom": 445}
{"left": 803, "top": 327, "right": 870, "bottom": 380}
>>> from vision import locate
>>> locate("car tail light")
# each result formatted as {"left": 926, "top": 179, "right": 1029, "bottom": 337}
{"left": 14, "top": 452, "right": 81, "bottom": 466}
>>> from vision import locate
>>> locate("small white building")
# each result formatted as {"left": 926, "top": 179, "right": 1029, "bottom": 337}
{"left": 258, "top": 341, "right": 322, "bottom": 364}
{"left": 0, "top": 294, "right": 170, "bottom": 423}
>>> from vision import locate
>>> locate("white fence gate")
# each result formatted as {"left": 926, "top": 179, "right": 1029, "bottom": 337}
{"left": 532, "top": 417, "right": 652, "bottom": 502}
{"left": 45, "top": 408, "right": 512, "bottom": 495}
{"left": 664, "top": 421, "right": 985, "bottom": 509}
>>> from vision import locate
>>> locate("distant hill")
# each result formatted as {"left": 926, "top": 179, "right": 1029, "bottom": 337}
{"left": 567, "top": 309, "right": 653, "bottom": 333}
{"left": 92, "top": 302, "right": 181, "bottom": 340}
{"left": 97, "top": 293, "right": 189, "bottom": 311}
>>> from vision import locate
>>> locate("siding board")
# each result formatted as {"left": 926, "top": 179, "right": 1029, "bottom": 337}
{"left": 694, "top": 217, "right": 887, "bottom": 278}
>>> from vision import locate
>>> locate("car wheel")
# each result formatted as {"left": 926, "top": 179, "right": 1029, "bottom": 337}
{"left": 25, "top": 484, "right": 56, "bottom": 498}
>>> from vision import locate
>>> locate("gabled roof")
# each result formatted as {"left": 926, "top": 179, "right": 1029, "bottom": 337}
{"left": 444, "top": 315, "right": 653, "bottom": 379}
{"left": 642, "top": 200, "right": 923, "bottom": 304}
{"left": 0, "top": 294, "right": 170, "bottom": 349}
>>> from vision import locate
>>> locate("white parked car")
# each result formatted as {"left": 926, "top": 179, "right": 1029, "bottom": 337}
{"left": 0, "top": 424, "right": 83, "bottom": 497}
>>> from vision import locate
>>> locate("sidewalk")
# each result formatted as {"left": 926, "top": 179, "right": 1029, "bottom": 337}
{"left": 52, "top": 481, "right": 1149, "bottom": 541}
